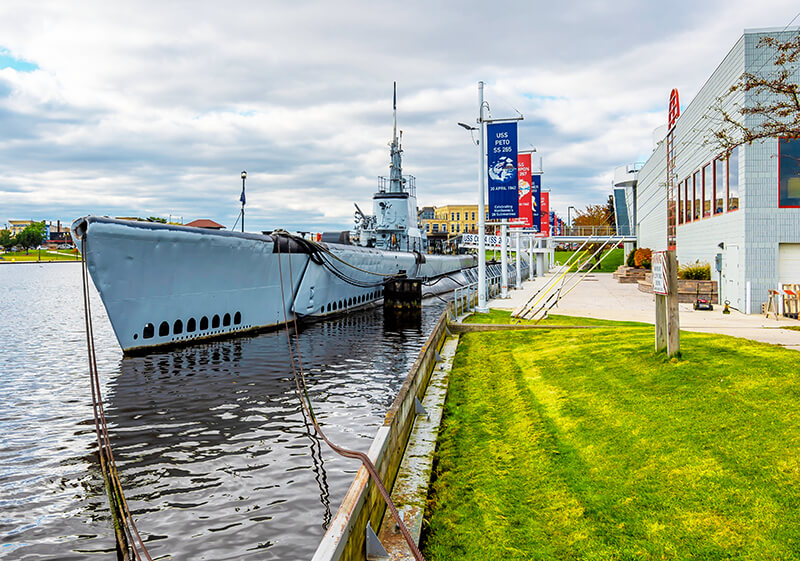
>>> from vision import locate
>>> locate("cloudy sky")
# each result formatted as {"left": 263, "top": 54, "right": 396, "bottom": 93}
{"left": 0, "top": 1, "right": 797, "bottom": 232}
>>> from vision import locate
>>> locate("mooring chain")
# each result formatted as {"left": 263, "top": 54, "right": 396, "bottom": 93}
{"left": 276, "top": 235, "right": 426, "bottom": 561}
{"left": 81, "top": 237, "right": 153, "bottom": 561}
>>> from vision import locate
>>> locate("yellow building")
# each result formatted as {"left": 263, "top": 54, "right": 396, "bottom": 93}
{"left": 8, "top": 220, "right": 34, "bottom": 236}
{"left": 420, "top": 205, "right": 488, "bottom": 237}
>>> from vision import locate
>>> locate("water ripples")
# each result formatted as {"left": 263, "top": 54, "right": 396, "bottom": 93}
{"left": 0, "top": 263, "right": 444, "bottom": 559}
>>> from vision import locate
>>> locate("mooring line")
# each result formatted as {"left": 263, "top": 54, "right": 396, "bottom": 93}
{"left": 81, "top": 237, "right": 153, "bottom": 561}
{"left": 276, "top": 236, "right": 426, "bottom": 561}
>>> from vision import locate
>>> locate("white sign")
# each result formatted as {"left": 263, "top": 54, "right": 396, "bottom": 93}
{"left": 652, "top": 251, "right": 668, "bottom": 295}
{"left": 461, "top": 233, "right": 514, "bottom": 249}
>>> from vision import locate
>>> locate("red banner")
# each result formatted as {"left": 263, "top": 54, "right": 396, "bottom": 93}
{"left": 540, "top": 192, "right": 550, "bottom": 235}
{"left": 512, "top": 153, "right": 533, "bottom": 228}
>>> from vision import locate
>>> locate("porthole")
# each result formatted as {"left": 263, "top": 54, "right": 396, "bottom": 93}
{"left": 159, "top": 321, "right": 169, "bottom": 337}
{"left": 143, "top": 323, "right": 155, "bottom": 339}
{"left": 327, "top": 303, "right": 331, "bottom": 312}
{"left": 212, "top": 315, "right": 220, "bottom": 328}
{"left": 173, "top": 319, "right": 183, "bottom": 335}
{"left": 223, "top": 313, "right": 231, "bottom": 327}
{"left": 133, "top": 333, "right": 139, "bottom": 340}
{"left": 234, "top": 311, "right": 242, "bottom": 325}
{"left": 187, "top": 318, "right": 196, "bottom": 332}
{"left": 200, "top": 316, "right": 209, "bottom": 330}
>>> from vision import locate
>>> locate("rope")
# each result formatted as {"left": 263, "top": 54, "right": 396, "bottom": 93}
{"left": 276, "top": 241, "right": 426, "bottom": 561}
{"left": 81, "top": 237, "right": 153, "bottom": 561}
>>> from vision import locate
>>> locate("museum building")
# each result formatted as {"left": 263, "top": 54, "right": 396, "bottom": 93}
{"left": 634, "top": 27, "right": 800, "bottom": 314}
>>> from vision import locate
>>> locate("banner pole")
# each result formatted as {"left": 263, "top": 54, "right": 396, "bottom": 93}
{"left": 501, "top": 223, "right": 509, "bottom": 298}
{"left": 477, "top": 81, "right": 488, "bottom": 312}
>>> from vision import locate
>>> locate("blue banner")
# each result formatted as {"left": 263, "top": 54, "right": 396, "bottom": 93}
{"left": 487, "top": 122, "right": 518, "bottom": 219}
{"left": 531, "top": 174, "right": 541, "bottom": 233}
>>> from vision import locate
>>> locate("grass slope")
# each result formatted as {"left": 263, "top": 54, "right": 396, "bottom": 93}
{"left": 554, "top": 248, "right": 624, "bottom": 273}
{"left": 423, "top": 325, "right": 800, "bottom": 560}
{"left": 463, "top": 309, "right": 649, "bottom": 328}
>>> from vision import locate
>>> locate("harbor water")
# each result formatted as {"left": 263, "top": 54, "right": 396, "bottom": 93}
{"left": 0, "top": 262, "right": 447, "bottom": 560}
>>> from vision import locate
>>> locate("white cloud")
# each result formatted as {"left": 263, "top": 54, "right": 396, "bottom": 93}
{"left": 0, "top": 0, "right": 798, "bottom": 229}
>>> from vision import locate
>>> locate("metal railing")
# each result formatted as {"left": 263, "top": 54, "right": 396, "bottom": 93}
{"left": 452, "top": 273, "right": 502, "bottom": 318}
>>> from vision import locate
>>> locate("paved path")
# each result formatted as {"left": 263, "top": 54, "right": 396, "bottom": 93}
{"left": 488, "top": 272, "right": 800, "bottom": 351}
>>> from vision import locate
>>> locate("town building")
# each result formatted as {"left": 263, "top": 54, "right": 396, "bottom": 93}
{"left": 419, "top": 204, "right": 488, "bottom": 253}
{"left": 633, "top": 27, "right": 800, "bottom": 314}
{"left": 8, "top": 220, "right": 34, "bottom": 236}
{"left": 185, "top": 219, "right": 226, "bottom": 230}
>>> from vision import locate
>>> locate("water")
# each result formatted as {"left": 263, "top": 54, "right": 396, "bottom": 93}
{"left": 0, "top": 263, "right": 445, "bottom": 560}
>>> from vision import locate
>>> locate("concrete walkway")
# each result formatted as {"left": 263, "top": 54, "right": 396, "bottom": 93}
{"left": 488, "top": 272, "right": 800, "bottom": 351}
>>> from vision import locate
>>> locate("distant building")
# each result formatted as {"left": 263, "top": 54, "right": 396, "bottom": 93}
{"left": 8, "top": 220, "right": 34, "bottom": 236}
{"left": 186, "top": 219, "right": 226, "bottom": 230}
{"left": 418, "top": 204, "right": 488, "bottom": 253}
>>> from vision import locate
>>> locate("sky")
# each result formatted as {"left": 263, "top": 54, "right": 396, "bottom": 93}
{"left": 0, "top": 0, "right": 798, "bottom": 233}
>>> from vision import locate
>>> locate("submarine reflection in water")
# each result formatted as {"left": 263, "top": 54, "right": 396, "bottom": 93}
{"left": 97, "top": 300, "right": 443, "bottom": 560}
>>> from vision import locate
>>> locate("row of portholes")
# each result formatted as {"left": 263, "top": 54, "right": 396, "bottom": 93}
{"left": 137, "top": 311, "right": 243, "bottom": 340}
{"left": 321, "top": 288, "right": 383, "bottom": 314}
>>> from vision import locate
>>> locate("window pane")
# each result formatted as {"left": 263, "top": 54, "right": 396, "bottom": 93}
{"left": 728, "top": 147, "right": 739, "bottom": 211}
{"left": 779, "top": 138, "right": 800, "bottom": 207}
{"left": 693, "top": 171, "right": 701, "bottom": 219}
{"left": 678, "top": 180, "right": 683, "bottom": 224}
{"left": 703, "top": 164, "right": 712, "bottom": 217}
{"left": 715, "top": 159, "right": 725, "bottom": 214}
{"left": 684, "top": 180, "right": 691, "bottom": 222}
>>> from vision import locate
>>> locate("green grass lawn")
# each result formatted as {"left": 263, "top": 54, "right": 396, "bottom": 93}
{"left": 0, "top": 250, "right": 81, "bottom": 262}
{"left": 554, "top": 248, "right": 624, "bottom": 273}
{"left": 423, "top": 324, "right": 800, "bottom": 560}
{"left": 463, "top": 309, "right": 649, "bottom": 328}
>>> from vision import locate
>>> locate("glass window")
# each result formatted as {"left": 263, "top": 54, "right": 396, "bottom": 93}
{"left": 779, "top": 139, "right": 800, "bottom": 207}
{"left": 714, "top": 159, "right": 725, "bottom": 214}
{"left": 693, "top": 171, "right": 701, "bottom": 220}
{"left": 728, "top": 146, "right": 739, "bottom": 210}
{"left": 457, "top": 212, "right": 460, "bottom": 220}
{"left": 451, "top": 212, "right": 455, "bottom": 220}
{"left": 684, "top": 179, "right": 691, "bottom": 222}
{"left": 678, "top": 180, "right": 683, "bottom": 224}
{"left": 187, "top": 318, "right": 196, "bottom": 332}
{"left": 173, "top": 319, "right": 183, "bottom": 334}
{"left": 457, "top": 223, "right": 460, "bottom": 232}
{"left": 703, "top": 164, "right": 712, "bottom": 217}
{"left": 471, "top": 212, "right": 476, "bottom": 220}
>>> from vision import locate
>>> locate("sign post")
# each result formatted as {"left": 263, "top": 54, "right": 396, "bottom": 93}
{"left": 653, "top": 250, "right": 680, "bottom": 356}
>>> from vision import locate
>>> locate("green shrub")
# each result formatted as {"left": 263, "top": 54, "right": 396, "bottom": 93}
{"left": 626, "top": 249, "right": 637, "bottom": 267}
{"left": 679, "top": 262, "right": 711, "bottom": 280}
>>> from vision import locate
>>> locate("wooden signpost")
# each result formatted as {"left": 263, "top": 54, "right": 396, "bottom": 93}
{"left": 653, "top": 250, "right": 680, "bottom": 356}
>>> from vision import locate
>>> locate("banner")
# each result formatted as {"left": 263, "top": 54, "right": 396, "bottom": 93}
{"left": 531, "top": 174, "right": 541, "bottom": 233}
{"left": 487, "top": 122, "right": 518, "bottom": 219}
{"left": 512, "top": 153, "right": 533, "bottom": 228}
{"left": 540, "top": 192, "right": 550, "bottom": 235}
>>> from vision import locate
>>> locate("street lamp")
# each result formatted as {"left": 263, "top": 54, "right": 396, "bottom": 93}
{"left": 240, "top": 170, "right": 247, "bottom": 233}
{"left": 568, "top": 206, "right": 577, "bottom": 232}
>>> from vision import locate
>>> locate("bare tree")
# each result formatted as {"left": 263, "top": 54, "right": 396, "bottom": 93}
{"left": 707, "top": 32, "right": 800, "bottom": 151}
